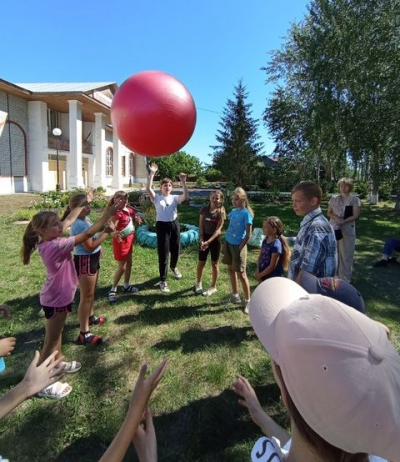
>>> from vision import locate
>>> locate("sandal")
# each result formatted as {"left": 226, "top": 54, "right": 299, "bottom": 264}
{"left": 122, "top": 285, "right": 139, "bottom": 293}
{"left": 76, "top": 332, "right": 103, "bottom": 346}
{"left": 89, "top": 315, "right": 106, "bottom": 326}
{"left": 61, "top": 361, "right": 82, "bottom": 374}
{"left": 108, "top": 290, "right": 117, "bottom": 303}
{"left": 38, "top": 381, "right": 72, "bottom": 400}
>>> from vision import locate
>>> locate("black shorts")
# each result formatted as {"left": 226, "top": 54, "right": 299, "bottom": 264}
{"left": 74, "top": 252, "right": 101, "bottom": 278}
{"left": 198, "top": 236, "right": 221, "bottom": 262}
{"left": 42, "top": 304, "right": 72, "bottom": 320}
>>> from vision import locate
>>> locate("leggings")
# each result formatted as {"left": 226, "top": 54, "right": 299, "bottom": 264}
{"left": 156, "top": 220, "right": 181, "bottom": 281}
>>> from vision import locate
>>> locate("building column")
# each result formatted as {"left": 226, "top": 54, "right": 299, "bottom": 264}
{"left": 27, "top": 101, "right": 48, "bottom": 192}
{"left": 93, "top": 112, "right": 106, "bottom": 188}
{"left": 111, "top": 129, "right": 123, "bottom": 189}
{"left": 68, "top": 100, "right": 84, "bottom": 189}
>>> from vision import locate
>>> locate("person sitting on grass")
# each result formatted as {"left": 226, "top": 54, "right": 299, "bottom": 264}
{"left": 372, "top": 236, "right": 400, "bottom": 267}
{"left": 233, "top": 277, "right": 399, "bottom": 462}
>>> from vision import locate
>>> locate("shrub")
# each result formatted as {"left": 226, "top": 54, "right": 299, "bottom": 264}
{"left": 128, "top": 191, "right": 144, "bottom": 203}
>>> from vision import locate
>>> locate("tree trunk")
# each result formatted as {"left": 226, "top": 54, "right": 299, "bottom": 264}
{"left": 394, "top": 187, "right": 400, "bottom": 211}
{"left": 370, "top": 181, "right": 379, "bottom": 205}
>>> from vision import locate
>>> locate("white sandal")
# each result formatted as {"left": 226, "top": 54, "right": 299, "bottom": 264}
{"left": 61, "top": 360, "right": 82, "bottom": 374}
{"left": 37, "top": 381, "right": 72, "bottom": 400}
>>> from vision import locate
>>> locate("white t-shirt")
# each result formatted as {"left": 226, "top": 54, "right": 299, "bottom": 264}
{"left": 153, "top": 194, "right": 180, "bottom": 222}
{"left": 251, "top": 437, "right": 387, "bottom": 462}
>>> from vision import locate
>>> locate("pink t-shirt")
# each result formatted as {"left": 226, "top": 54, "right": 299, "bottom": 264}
{"left": 37, "top": 236, "right": 78, "bottom": 307}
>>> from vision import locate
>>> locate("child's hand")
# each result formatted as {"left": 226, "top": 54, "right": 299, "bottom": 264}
{"left": 108, "top": 198, "right": 125, "bottom": 215}
{"left": 132, "top": 407, "right": 157, "bottom": 462}
{"left": 104, "top": 220, "right": 117, "bottom": 234}
{"left": 0, "top": 337, "right": 16, "bottom": 356}
{"left": 178, "top": 172, "right": 187, "bottom": 182}
{"left": 135, "top": 215, "right": 143, "bottom": 225}
{"left": 255, "top": 271, "right": 262, "bottom": 282}
{"left": 0, "top": 305, "right": 11, "bottom": 318}
{"left": 22, "top": 351, "right": 65, "bottom": 397}
{"left": 148, "top": 163, "right": 158, "bottom": 174}
{"left": 86, "top": 188, "right": 94, "bottom": 204}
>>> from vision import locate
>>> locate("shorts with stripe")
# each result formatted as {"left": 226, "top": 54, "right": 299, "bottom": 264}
{"left": 74, "top": 251, "right": 101, "bottom": 278}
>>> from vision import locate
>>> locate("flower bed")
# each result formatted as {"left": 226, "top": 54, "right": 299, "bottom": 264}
{"left": 136, "top": 224, "right": 199, "bottom": 248}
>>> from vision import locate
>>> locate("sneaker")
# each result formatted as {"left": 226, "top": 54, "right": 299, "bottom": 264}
{"left": 372, "top": 259, "right": 388, "bottom": 268}
{"left": 226, "top": 293, "right": 241, "bottom": 304}
{"left": 193, "top": 283, "right": 203, "bottom": 295}
{"left": 160, "top": 281, "right": 170, "bottom": 293}
{"left": 202, "top": 287, "right": 217, "bottom": 297}
{"left": 171, "top": 268, "right": 182, "bottom": 280}
{"left": 243, "top": 301, "right": 250, "bottom": 314}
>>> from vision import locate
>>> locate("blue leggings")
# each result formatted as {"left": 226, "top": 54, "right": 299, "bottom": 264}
{"left": 382, "top": 237, "right": 400, "bottom": 256}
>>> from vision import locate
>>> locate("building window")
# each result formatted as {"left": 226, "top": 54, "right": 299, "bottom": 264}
{"left": 106, "top": 148, "right": 113, "bottom": 176}
{"left": 121, "top": 156, "right": 126, "bottom": 177}
{"left": 47, "top": 109, "right": 60, "bottom": 133}
{"left": 129, "top": 152, "right": 135, "bottom": 178}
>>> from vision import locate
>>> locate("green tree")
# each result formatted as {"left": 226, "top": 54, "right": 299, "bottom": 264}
{"left": 211, "top": 79, "right": 264, "bottom": 188}
{"left": 149, "top": 151, "right": 203, "bottom": 181}
{"left": 263, "top": 0, "right": 400, "bottom": 204}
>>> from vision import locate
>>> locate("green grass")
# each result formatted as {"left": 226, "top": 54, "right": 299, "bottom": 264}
{"left": 0, "top": 199, "right": 399, "bottom": 461}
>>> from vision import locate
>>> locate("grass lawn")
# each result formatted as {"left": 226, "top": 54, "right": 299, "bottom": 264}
{"left": 0, "top": 196, "right": 399, "bottom": 461}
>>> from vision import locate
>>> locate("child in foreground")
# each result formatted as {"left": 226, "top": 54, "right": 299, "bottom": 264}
{"left": 233, "top": 277, "right": 399, "bottom": 462}
{"left": 20, "top": 192, "right": 123, "bottom": 398}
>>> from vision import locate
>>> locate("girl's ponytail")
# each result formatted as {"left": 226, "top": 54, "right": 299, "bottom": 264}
{"left": 21, "top": 222, "right": 40, "bottom": 265}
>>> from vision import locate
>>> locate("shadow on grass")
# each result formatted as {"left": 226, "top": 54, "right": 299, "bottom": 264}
{"left": 53, "top": 382, "right": 283, "bottom": 462}
{"left": 153, "top": 326, "right": 256, "bottom": 353}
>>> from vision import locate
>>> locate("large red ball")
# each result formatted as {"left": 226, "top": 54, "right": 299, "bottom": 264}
{"left": 111, "top": 71, "right": 197, "bottom": 157}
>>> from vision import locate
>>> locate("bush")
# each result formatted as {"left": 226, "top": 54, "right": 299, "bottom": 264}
{"left": 128, "top": 191, "right": 144, "bottom": 203}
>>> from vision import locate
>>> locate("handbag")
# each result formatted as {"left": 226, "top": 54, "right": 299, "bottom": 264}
{"left": 343, "top": 205, "right": 353, "bottom": 220}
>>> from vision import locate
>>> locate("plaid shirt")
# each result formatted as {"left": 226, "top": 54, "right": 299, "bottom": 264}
{"left": 289, "top": 207, "right": 337, "bottom": 280}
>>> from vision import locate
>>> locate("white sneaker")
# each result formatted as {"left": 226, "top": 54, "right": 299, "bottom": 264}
{"left": 171, "top": 268, "right": 182, "bottom": 279}
{"left": 226, "top": 293, "right": 241, "bottom": 304}
{"left": 243, "top": 301, "right": 250, "bottom": 314}
{"left": 193, "top": 283, "right": 203, "bottom": 295}
{"left": 160, "top": 281, "right": 170, "bottom": 293}
{"left": 202, "top": 287, "right": 217, "bottom": 297}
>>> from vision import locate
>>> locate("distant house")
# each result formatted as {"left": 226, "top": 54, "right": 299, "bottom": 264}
{"left": 0, "top": 79, "right": 147, "bottom": 194}
{"left": 261, "top": 155, "right": 279, "bottom": 168}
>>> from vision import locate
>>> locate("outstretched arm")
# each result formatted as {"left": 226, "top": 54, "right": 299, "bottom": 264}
{"left": 132, "top": 407, "right": 158, "bottom": 462}
{"left": 99, "top": 360, "right": 167, "bottom": 462}
{"left": 146, "top": 163, "right": 158, "bottom": 202}
{"left": 0, "top": 351, "right": 65, "bottom": 419}
{"left": 177, "top": 173, "right": 188, "bottom": 203}
{"left": 233, "top": 374, "right": 290, "bottom": 445}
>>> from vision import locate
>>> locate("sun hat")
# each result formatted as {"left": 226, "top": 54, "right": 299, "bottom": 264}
{"left": 249, "top": 277, "right": 400, "bottom": 460}
{"left": 299, "top": 271, "right": 366, "bottom": 313}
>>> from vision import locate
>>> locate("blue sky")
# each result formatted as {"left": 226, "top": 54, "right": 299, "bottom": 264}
{"left": 3, "top": 0, "right": 309, "bottom": 165}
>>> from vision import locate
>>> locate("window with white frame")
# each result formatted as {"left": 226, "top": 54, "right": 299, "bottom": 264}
{"left": 121, "top": 156, "right": 126, "bottom": 177}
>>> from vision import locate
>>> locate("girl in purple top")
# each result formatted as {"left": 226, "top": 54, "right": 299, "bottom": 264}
{"left": 20, "top": 192, "right": 122, "bottom": 399}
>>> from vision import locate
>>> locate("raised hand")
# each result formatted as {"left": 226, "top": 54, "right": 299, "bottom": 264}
{"left": 148, "top": 163, "right": 158, "bottom": 174}
{"left": 178, "top": 172, "right": 187, "bottom": 182}
{"left": 132, "top": 407, "right": 157, "bottom": 462}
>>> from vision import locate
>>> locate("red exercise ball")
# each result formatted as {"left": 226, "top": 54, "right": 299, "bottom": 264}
{"left": 111, "top": 70, "right": 197, "bottom": 157}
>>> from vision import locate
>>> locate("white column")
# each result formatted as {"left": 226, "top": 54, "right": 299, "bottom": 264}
{"left": 27, "top": 101, "right": 48, "bottom": 192}
{"left": 93, "top": 112, "right": 106, "bottom": 188}
{"left": 68, "top": 100, "right": 84, "bottom": 189}
{"left": 111, "top": 129, "right": 124, "bottom": 189}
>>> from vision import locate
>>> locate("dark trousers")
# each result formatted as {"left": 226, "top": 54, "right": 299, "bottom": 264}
{"left": 156, "top": 220, "right": 181, "bottom": 281}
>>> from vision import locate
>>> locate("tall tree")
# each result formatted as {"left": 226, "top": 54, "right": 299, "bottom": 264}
{"left": 211, "top": 80, "right": 264, "bottom": 188}
{"left": 263, "top": 0, "right": 400, "bottom": 203}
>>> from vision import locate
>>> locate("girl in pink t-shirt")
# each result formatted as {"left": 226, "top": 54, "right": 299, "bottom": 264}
{"left": 20, "top": 192, "right": 123, "bottom": 399}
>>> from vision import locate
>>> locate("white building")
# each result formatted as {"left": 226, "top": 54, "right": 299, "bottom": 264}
{"left": 0, "top": 79, "right": 147, "bottom": 194}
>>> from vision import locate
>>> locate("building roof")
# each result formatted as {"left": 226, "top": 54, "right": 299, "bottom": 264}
{"left": 15, "top": 82, "right": 116, "bottom": 93}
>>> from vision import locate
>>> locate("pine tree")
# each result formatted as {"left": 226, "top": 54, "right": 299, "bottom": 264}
{"left": 211, "top": 80, "right": 264, "bottom": 188}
